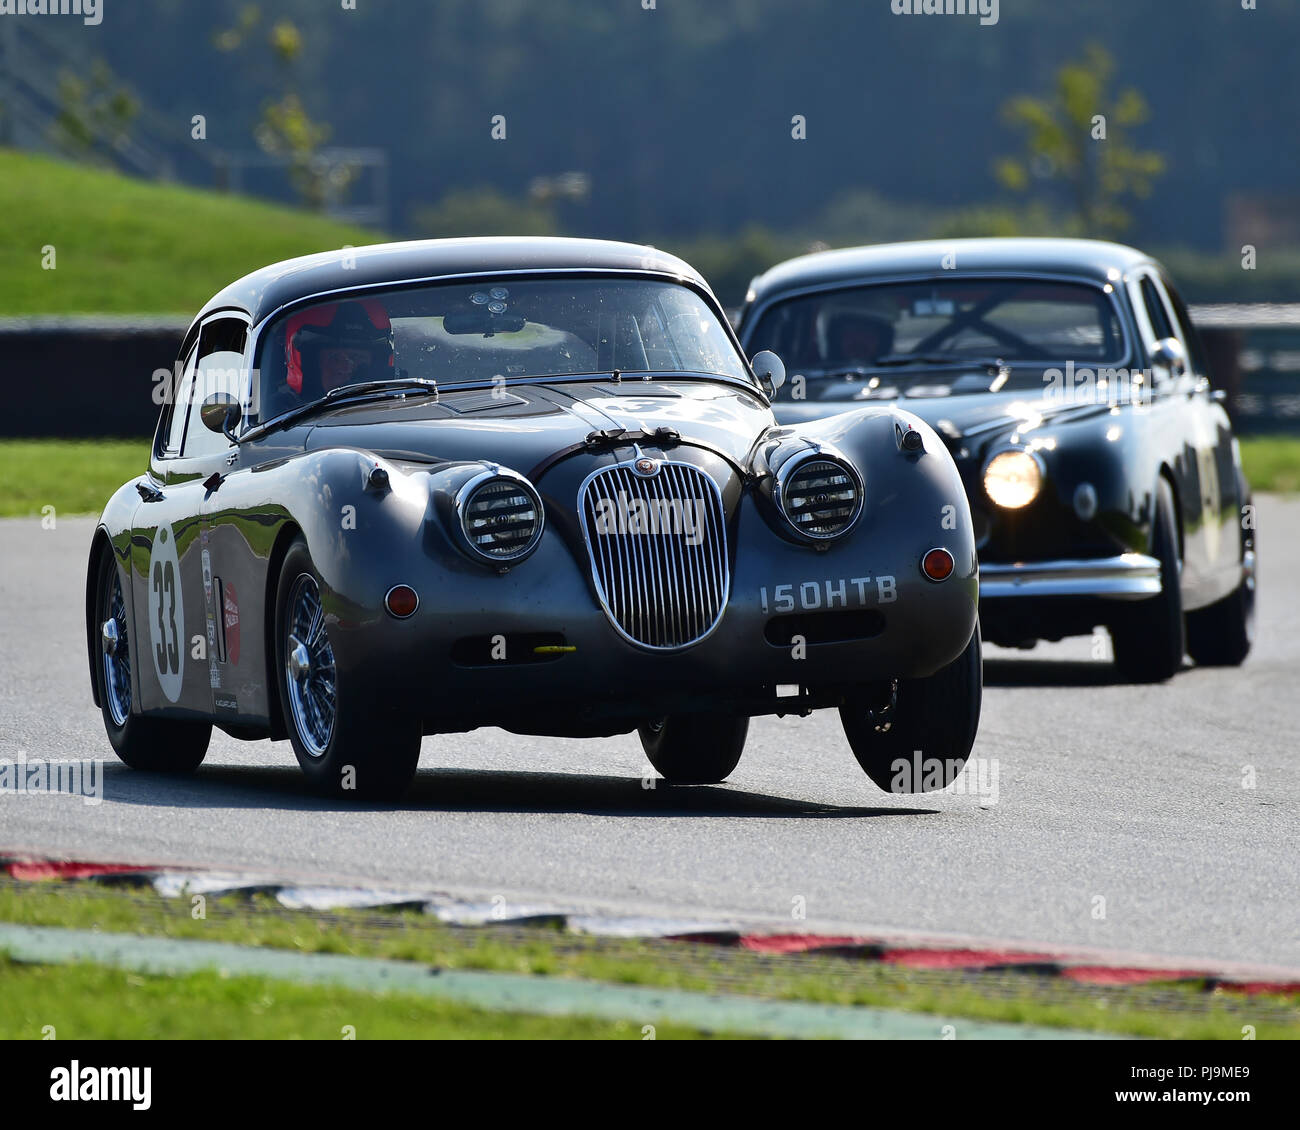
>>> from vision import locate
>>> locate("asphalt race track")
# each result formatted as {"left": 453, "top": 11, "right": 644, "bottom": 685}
{"left": 2, "top": 501, "right": 1296, "bottom": 971}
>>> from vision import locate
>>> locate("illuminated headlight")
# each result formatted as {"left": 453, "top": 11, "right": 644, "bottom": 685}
{"left": 984, "top": 450, "right": 1043, "bottom": 510}
{"left": 775, "top": 456, "right": 863, "bottom": 540}
{"left": 455, "top": 470, "right": 544, "bottom": 564}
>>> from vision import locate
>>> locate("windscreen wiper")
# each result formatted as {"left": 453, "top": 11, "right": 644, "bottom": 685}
{"left": 875, "top": 354, "right": 1006, "bottom": 371}
{"left": 250, "top": 378, "right": 438, "bottom": 439}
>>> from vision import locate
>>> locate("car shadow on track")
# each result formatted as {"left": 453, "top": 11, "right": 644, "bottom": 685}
{"left": 983, "top": 657, "right": 1166, "bottom": 687}
{"left": 102, "top": 764, "right": 938, "bottom": 819}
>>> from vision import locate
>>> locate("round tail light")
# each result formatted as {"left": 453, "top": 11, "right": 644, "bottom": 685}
{"left": 385, "top": 585, "right": 419, "bottom": 618}
{"left": 921, "top": 548, "right": 955, "bottom": 582}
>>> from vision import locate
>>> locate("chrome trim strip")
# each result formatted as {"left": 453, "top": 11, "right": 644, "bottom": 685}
{"left": 979, "top": 554, "right": 1162, "bottom": 599}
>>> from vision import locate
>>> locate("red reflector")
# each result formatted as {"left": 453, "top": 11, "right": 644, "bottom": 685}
{"left": 385, "top": 585, "right": 419, "bottom": 618}
{"left": 922, "top": 548, "right": 955, "bottom": 582}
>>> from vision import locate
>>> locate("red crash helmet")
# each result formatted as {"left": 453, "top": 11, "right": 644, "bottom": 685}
{"left": 285, "top": 299, "right": 394, "bottom": 394}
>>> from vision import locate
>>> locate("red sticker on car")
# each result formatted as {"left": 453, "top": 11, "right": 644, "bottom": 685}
{"left": 223, "top": 583, "right": 240, "bottom": 665}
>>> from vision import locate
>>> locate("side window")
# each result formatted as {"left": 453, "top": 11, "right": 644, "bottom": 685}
{"left": 1160, "top": 274, "right": 1210, "bottom": 376}
{"left": 1139, "top": 276, "right": 1175, "bottom": 343}
{"left": 160, "top": 343, "right": 198, "bottom": 457}
{"left": 182, "top": 317, "right": 249, "bottom": 458}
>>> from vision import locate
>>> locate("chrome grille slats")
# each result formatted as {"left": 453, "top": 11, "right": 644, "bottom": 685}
{"left": 580, "top": 460, "right": 729, "bottom": 650}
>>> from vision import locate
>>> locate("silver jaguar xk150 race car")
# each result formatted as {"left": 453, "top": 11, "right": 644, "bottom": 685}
{"left": 88, "top": 237, "right": 981, "bottom": 798}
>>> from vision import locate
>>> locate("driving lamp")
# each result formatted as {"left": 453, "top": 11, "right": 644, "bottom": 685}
{"left": 984, "top": 450, "right": 1042, "bottom": 509}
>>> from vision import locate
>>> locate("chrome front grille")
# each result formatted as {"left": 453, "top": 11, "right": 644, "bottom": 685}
{"left": 579, "top": 460, "right": 729, "bottom": 650}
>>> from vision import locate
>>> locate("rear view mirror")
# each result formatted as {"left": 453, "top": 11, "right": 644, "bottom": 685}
{"left": 442, "top": 312, "right": 527, "bottom": 335}
{"left": 200, "top": 393, "right": 241, "bottom": 440}
{"left": 1151, "top": 338, "right": 1187, "bottom": 380}
{"left": 751, "top": 350, "right": 786, "bottom": 398}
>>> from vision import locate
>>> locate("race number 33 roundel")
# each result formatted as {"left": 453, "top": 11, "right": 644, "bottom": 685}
{"left": 147, "top": 523, "right": 184, "bottom": 702}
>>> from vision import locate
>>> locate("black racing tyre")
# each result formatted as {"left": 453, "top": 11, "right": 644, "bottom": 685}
{"left": 274, "top": 537, "right": 421, "bottom": 800}
{"left": 1110, "top": 477, "right": 1184, "bottom": 683}
{"left": 638, "top": 714, "right": 748, "bottom": 784}
{"left": 92, "top": 547, "right": 210, "bottom": 772}
{"left": 840, "top": 624, "right": 982, "bottom": 793}
{"left": 1186, "top": 506, "right": 1256, "bottom": 668}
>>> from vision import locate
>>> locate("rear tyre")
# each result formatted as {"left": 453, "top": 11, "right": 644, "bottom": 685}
{"left": 274, "top": 538, "right": 421, "bottom": 800}
{"left": 1186, "top": 509, "right": 1256, "bottom": 667}
{"left": 92, "top": 547, "right": 210, "bottom": 772}
{"left": 840, "top": 625, "right": 982, "bottom": 793}
{"left": 1111, "top": 477, "right": 1184, "bottom": 683}
{"left": 638, "top": 714, "right": 748, "bottom": 784}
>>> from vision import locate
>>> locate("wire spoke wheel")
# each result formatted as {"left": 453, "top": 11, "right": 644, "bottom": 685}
{"left": 284, "top": 574, "right": 337, "bottom": 757}
{"left": 101, "top": 565, "right": 132, "bottom": 726}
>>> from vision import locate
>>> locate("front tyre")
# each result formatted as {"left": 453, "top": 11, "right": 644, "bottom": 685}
{"left": 840, "top": 625, "right": 982, "bottom": 793}
{"left": 274, "top": 538, "right": 421, "bottom": 800}
{"left": 638, "top": 714, "right": 748, "bottom": 784}
{"left": 92, "top": 547, "right": 210, "bottom": 772}
{"left": 1110, "top": 477, "right": 1184, "bottom": 683}
{"left": 1186, "top": 505, "right": 1256, "bottom": 668}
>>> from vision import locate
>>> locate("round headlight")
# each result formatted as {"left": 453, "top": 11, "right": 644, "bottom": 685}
{"left": 456, "top": 471, "right": 544, "bottom": 563}
{"left": 775, "top": 455, "right": 863, "bottom": 540}
{"left": 984, "top": 450, "right": 1042, "bottom": 509}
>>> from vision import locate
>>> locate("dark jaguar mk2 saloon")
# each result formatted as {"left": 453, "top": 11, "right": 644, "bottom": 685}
{"left": 88, "top": 238, "right": 982, "bottom": 798}
{"left": 738, "top": 239, "right": 1256, "bottom": 682}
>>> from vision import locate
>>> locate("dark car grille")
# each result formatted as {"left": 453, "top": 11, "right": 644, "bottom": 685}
{"left": 579, "top": 461, "right": 729, "bottom": 650}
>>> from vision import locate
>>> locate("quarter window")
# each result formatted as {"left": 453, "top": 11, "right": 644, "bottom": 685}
{"left": 1139, "top": 276, "right": 1175, "bottom": 343}
{"left": 182, "top": 318, "right": 249, "bottom": 458}
{"left": 161, "top": 343, "right": 198, "bottom": 457}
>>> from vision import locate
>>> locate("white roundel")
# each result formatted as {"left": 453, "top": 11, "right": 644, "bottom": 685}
{"left": 147, "top": 523, "right": 185, "bottom": 703}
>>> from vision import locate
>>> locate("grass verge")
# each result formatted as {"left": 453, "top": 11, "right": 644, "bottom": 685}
{"left": 0, "top": 881, "right": 1295, "bottom": 1039}
{"left": 0, "top": 150, "right": 380, "bottom": 316}
{"left": 0, "top": 955, "right": 726, "bottom": 1040}
{"left": 1239, "top": 435, "right": 1300, "bottom": 495}
{"left": 0, "top": 439, "right": 145, "bottom": 518}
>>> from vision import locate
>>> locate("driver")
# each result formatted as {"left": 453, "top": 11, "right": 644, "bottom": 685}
{"left": 823, "top": 310, "right": 895, "bottom": 367}
{"left": 285, "top": 299, "right": 395, "bottom": 397}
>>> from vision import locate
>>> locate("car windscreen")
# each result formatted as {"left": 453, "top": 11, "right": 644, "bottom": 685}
{"left": 253, "top": 276, "right": 749, "bottom": 423}
{"left": 746, "top": 278, "right": 1128, "bottom": 385}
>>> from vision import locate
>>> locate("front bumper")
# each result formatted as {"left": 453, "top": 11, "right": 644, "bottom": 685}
{"left": 328, "top": 503, "right": 980, "bottom": 735}
{"left": 979, "top": 554, "right": 1161, "bottom": 601}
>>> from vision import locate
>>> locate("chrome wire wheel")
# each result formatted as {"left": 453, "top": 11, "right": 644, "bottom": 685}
{"left": 101, "top": 565, "right": 131, "bottom": 727}
{"left": 284, "top": 573, "right": 337, "bottom": 758}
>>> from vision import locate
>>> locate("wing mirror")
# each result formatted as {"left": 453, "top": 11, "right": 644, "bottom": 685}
{"left": 1150, "top": 338, "right": 1187, "bottom": 380}
{"left": 200, "top": 393, "right": 242, "bottom": 441}
{"left": 751, "top": 350, "right": 786, "bottom": 398}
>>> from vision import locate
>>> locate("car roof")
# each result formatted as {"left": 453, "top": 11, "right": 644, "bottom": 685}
{"left": 195, "top": 236, "right": 711, "bottom": 328}
{"left": 746, "top": 238, "right": 1161, "bottom": 308}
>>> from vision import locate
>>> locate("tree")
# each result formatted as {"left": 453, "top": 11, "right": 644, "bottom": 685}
{"left": 215, "top": 6, "right": 354, "bottom": 211}
{"left": 994, "top": 44, "right": 1165, "bottom": 238}
{"left": 50, "top": 60, "right": 138, "bottom": 170}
